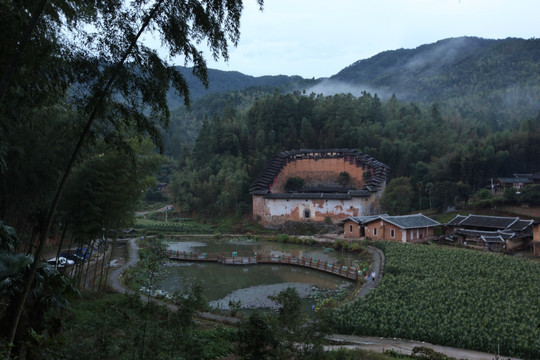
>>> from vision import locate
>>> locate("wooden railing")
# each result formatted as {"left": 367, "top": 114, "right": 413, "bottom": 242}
{"left": 166, "top": 250, "right": 359, "bottom": 281}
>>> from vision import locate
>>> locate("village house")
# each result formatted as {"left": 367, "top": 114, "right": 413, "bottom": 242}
{"left": 444, "top": 214, "right": 534, "bottom": 252}
{"left": 250, "top": 149, "right": 389, "bottom": 228}
{"left": 490, "top": 172, "right": 540, "bottom": 196}
{"left": 343, "top": 213, "right": 440, "bottom": 242}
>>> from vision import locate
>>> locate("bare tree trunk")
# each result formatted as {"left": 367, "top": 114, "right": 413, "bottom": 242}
{"left": 98, "top": 230, "right": 110, "bottom": 292}
{"left": 6, "top": 0, "right": 165, "bottom": 352}
{"left": 84, "top": 239, "right": 95, "bottom": 289}
{"left": 54, "top": 222, "right": 69, "bottom": 270}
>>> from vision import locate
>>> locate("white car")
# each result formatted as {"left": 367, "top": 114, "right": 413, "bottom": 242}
{"left": 46, "top": 256, "right": 75, "bottom": 268}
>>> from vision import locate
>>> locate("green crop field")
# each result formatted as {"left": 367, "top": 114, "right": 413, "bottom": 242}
{"left": 134, "top": 218, "right": 212, "bottom": 233}
{"left": 335, "top": 242, "right": 540, "bottom": 359}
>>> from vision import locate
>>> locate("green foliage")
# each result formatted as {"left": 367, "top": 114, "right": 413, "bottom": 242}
{"left": 335, "top": 242, "right": 540, "bottom": 359}
{"left": 237, "top": 312, "right": 278, "bottom": 360}
{"left": 381, "top": 177, "right": 414, "bottom": 215}
{"left": 0, "top": 221, "right": 20, "bottom": 252}
{"left": 285, "top": 177, "right": 305, "bottom": 192}
{"left": 0, "top": 251, "right": 79, "bottom": 355}
{"left": 59, "top": 293, "right": 235, "bottom": 360}
{"left": 171, "top": 86, "right": 540, "bottom": 217}
{"left": 519, "top": 184, "right": 540, "bottom": 205}
{"left": 338, "top": 171, "right": 351, "bottom": 186}
{"left": 269, "top": 287, "right": 302, "bottom": 329}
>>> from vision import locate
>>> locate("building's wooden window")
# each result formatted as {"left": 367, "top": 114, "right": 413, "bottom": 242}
{"left": 304, "top": 209, "right": 310, "bottom": 218}
{"left": 349, "top": 225, "right": 353, "bottom": 233}
{"left": 373, "top": 228, "right": 378, "bottom": 236}
{"left": 390, "top": 229, "right": 395, "bottom": 238}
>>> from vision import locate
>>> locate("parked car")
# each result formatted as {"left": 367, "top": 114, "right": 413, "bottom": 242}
{"left": 60, "top": 252, "right": 84, "bottom": 263}
{"left": 46, "top": 256, "right": 75, "bottom": 268}
{"left": 76, "top": 247, "right": 91, "bottom": 260}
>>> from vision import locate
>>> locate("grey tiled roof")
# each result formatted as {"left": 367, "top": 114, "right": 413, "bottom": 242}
{"left": 480, "top": 235, "right": 505, "bottom": 243}
{"left": 457, "top": 214, "right": 520, "bottom": 230}
{"left": 249, "top": 148, "right": 389, "bottom": 195}
{"left": 447, "top": 215, "right": 467, "bottom": 226}
{"left": 455, "top": 229, "right": 515, "bottom": 240}
{"left": 381, "top": 213, "right": 441, "bottom": 229}
{"left": 350, "top": 213, "right": 440, "bottom": 229}
{"left": 509, "top": 219, "right": 534, "bottom": 232}
{"left": 344, "top": 214, "right": 387, "bottom": 224}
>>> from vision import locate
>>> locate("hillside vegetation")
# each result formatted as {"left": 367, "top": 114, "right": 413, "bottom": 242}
{"left": 169, "top": 90, "right": 540, "bottom": 217}
{"left": 332, "top": 37, "right": 540, "bottom": 126}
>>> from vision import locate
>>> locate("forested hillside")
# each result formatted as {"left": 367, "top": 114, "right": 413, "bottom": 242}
{"left": 330, "top": 37, "right": 540, "bottom": 127}
{"left": 169, "top": 91, "right": 540, "bottom": 216}
{"left": 166, "top": 66, "right": 314, "bottom": 108}
{"left": 164, "top": 37, "right": 540, "bottom": 218}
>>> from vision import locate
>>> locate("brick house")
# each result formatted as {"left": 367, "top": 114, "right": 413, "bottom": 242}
{"left": 250, "top": 149, "right": 389, "bottom": 228}
{"left": 343, "top": 213, "right": 440, "bottom": 242}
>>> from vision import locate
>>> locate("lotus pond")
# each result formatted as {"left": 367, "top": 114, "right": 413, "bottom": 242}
{"left": 159, "top": 237, "right": 369, "bottom": 311}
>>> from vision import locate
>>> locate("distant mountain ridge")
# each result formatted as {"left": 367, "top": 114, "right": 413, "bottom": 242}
{"left": 167, "top": 66, "right": 310, "bottom": 107}
{"left": 169, "top": 36, "right": 540, "bottom": 124}
{"left": 333, "top": 37, "right": 540, "bottom": 96}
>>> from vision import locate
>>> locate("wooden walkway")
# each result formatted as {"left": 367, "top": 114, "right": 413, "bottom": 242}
{"left": 166, "top": 250, "right": 360, "bottom": 281}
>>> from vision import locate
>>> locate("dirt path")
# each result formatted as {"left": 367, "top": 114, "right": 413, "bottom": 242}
{"left": 326, "top": 335, "right": 519, "bottom": 360}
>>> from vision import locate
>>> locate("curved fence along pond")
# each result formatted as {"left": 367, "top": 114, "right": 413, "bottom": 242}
{"left": 166, "top": 249, "right": 360, "bottom": 281}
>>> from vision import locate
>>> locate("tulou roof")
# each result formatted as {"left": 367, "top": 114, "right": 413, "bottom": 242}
{"left": 346, "top": 213, "right": 440, "bottom": 229}
{"left": 249, "top": 148, "right": 389, "bottom": 196}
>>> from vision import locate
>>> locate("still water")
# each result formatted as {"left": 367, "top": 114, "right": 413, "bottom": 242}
{"left": 159, "top": 237, "right": 363, "bottom": 310}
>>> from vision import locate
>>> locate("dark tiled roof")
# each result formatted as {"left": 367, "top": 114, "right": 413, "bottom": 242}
{"left": 265, "top": 189, "right": 373, "bottom": 200}
{"left": 344, "top": 214, "right": 388, "bottom": 224}
{"left": 509, "top": 219, "right": 534, "bottom": 232}
{"left": 497, "top": 177, "right": 533, "bottom": 184}
{"left": 381, "top": 213, "right": 441, "bottom": 229}
{"left": 458, "top": 214, "right": 520, "bottom": 230}
{"left": 455, "top": 229, "right": 515, "bottom": 240}
{"left": 358, "top": 213, "right": 440, "bottom": 229}
{"left": 446, "top": 215, "right": 467, "bottom": 226}
{"left": 249, "top": 148, "right": 389, "bottom": 195}
{"left": 264, "top": 193, "right": 352, "bottom": 200}
{"left": 480, "top": 235, "right": 505, "bottom": 243}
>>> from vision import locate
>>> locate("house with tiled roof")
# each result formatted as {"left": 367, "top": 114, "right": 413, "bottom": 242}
{"left": 250, "top": 149, "right": 389, "bottom": 228}
{"left": 491, "top": 172, "right": 540, "bottom": 195}
{"left": 444, "top": 214, "right": 534, "bottom": 252}
{"left": 343, "top": 213, "right": 440, "bottom": 242}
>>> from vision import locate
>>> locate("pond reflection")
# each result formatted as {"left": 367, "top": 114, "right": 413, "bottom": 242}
{"left": 160, "top": 237, "right": 363, "bottom": 310}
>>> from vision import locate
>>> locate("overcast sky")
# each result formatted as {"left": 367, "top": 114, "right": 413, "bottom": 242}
{"left": 176, "top": 0, "right": 540, "bottom": 79}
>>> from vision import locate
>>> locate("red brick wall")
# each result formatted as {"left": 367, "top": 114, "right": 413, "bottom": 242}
{"left": 271, "top": 158, "right": 369, "bottom": 192}
{"left": 344, "top": 220, "right": 360, "bottom": 238}
{"left": 364, "top": 220, "right": 434, "bottom": 242}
